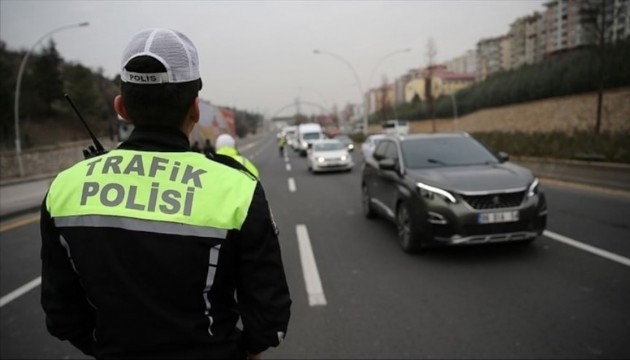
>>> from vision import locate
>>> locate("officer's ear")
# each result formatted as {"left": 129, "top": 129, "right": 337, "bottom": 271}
{"left": 189, "top": 97, "right": 200, "bottom": 124}
{"left": 114, "top": 95, "right": 132, "bottom": 123}
{"left": 181, "top": 97, "right": 200, "bottom": 136}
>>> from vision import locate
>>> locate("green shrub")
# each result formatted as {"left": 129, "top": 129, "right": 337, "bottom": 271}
{"left": 473, "top": 131, "right": 630, "bottom": 163}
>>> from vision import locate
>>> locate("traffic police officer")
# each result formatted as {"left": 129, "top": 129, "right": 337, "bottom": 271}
{"left": 215, "top": 134, "right": 260, "bottom": 178}
{"left": 40, "top": 28, "right": 291, "bottom": 360}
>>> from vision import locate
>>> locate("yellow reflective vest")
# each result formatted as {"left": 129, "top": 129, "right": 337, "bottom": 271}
{"left": 215, "top": 147, "right": 260, "bottom": 179}
{"left": 46, "top": 149, "right": 257, "bottom": 233}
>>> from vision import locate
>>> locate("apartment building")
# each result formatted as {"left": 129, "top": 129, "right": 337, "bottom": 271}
{"left": 405, "top": 65, "right": 475, "bottom": 102}
{"left": 476, "top": 34, "right": 511, "bottom": 81}
{"left": 394, "top": 73, "right": 413, "bottom": 106}
{"left": 356, "top": 0, "right": 628, "bottom": 113}
{"left": 445, "top": 49, "right": 477, "bottom": 74}
{"left": 510, "top": 12, "right": 544, "bottom": 68}
{"left": 366, "top": 84, "right": 396, "bottom": 115}
{"left": 611, "top": 0, "right": 630, "bottom": 42}
{"left": 536, "top": 0, "right": 628, "bottom": 56}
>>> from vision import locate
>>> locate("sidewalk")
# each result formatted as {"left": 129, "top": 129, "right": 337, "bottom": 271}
{"left": 0, "top": 176, "right": 53, "bottom": 218}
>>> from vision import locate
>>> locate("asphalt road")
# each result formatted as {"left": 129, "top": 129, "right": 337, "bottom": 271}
{"left": 1, "top": 132, "right": 629, "bottom": 359}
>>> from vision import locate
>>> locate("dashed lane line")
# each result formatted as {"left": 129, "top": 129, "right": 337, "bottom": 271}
{"left": 296, "top": 224, "right": 327, "bottom": 306}
{"left": 544, "top": 230, "right": 630, "bottom": 268}
{"left": 286, "top": 163, "right": 291, "bottom": 171}
{"left": 288, "top": 178, "right": 296, "bottom": 192}
{"left": 0, "top": 276, "right": 41, "bottom": 308}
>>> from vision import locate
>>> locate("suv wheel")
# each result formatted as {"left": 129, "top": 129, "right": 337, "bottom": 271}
{"left": 396, "top": 202, "right": 423, "bottom": 253}
{"left": 361, "top": 184, "right": 376, "bottom": 219}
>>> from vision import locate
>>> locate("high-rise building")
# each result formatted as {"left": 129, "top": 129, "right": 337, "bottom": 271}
{"left": 405, "top": 65, "right": 475, "bottom": 102}
{"left": 510, "top": 12, "right": 543, "bottom": 68}
{"left": 445, "top": 49, "right": 477, "bottom": 74}
{"left": 539, "top": 0, "right": 629, "bottom": 55}
{"left": 476, "top": 34, "right": 511, "bottom": 81}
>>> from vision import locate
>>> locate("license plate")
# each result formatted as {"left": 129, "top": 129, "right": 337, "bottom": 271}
{"left": 478, "top": 211, "right": 519, "bottom": 224}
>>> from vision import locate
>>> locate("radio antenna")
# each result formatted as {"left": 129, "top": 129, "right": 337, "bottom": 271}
{"left": 64, "top": 93, "right": 105, "bottom": 154}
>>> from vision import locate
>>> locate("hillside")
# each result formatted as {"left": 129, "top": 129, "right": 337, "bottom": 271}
{"left": 372, "top": 87, "right": 630, "bottom": 134}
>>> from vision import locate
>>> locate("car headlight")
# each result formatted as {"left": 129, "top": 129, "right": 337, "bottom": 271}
{"left": 340, "top": 155, "right": 347, "bottom": 161}
{"left": 348, "top": 144, "right": 354, "bottom": 150}
{"left": 301, "top": 141, "right": 308, "bottom": 148}
{"left": 527, "top": 178, "right": 540, "bottom": 197}
{"left": 317, "top": 157, "right": 325, "bottom": 163}
{"left": 416, "top": 182, "right": 457, "bottom": 204}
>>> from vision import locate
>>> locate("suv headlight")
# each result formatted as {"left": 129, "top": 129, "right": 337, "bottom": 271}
{"left": 316, "top": 157, "right": 325, "bottom": 163}
{"left": 527, "top": 178, "right": 540, "bottom": 197}
{"left": 416, "top": 182, "right": 457, "bottom": 204}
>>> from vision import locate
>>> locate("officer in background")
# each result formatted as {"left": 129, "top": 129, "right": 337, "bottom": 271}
{"left": 277, "top": 134, "right": 287, "bottom": 158}
{"left": 215, "top": 134, "right": 260, "bottom": 178}
{"left": 40, "top": 28, "right": 291, "bottom": 360}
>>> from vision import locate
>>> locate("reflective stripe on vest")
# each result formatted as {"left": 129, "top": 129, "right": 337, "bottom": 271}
{"left": 46, "top": 150, "right": 256, "bottom": 233}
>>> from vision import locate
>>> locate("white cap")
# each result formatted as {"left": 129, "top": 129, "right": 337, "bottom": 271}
{"left": 120, "top": 28, "right": 200, "bottom": 84}
{"left": 215, "top": 134, "right": 236, "bottom": 149}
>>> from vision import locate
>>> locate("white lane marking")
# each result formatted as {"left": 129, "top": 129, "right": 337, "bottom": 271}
{"left": 286, "top": 163, "right": 291, "bottom": 172}
{"left": 544, "top": 230, "right": 630, "bottom": 268}
{"left": 296, "top": 225, "right": 327, "bottom": 306}
{"left": 0, "top": 276, "right": 41, "bottom": 308}
{"left": 288, "top": 178, "right": 296, "bottom": 192}
{"left": 284, "top": 155, "right": 289, "bottom": 162}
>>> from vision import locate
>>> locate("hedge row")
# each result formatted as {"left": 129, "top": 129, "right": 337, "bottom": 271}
{"left": 473, "top": 130, "right": 630, "bottom": 163}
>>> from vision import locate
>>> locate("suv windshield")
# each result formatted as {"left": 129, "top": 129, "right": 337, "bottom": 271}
{"left": 401, "top": 137, "right": 499, "bottom": 168}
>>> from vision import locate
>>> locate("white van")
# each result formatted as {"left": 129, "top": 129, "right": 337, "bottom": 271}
{"left": 382, "top": 119, "right": 409, "bottom": 135}
{"left": 297, "top": 123, "right": 324, "bottom": 156}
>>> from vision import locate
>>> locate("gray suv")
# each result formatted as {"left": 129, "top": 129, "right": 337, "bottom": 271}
{"left": 361, "top": 133, "right": 547, "bottom": 253}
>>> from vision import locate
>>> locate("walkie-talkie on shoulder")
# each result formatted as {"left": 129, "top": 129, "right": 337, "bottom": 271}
{"left": 64, "top": 93, "right": 107, "bottom": 159}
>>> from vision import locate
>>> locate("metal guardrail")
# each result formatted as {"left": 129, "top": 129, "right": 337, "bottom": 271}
{"left": 513, "top": 157, "right": 630, "bottom": 192}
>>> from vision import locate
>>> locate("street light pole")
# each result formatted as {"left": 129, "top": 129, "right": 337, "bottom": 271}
{"left": 451, "top": 93, "right": 458, "bottom": 132}
{"left": 367, "top": 48, "right": 411, "bottom": 93}
{"left": 366, "top": 48, "right": 411, "bottom": 123}
{"left": 13, "top": 22, "right": 89, "bottom": 177}
{"left": 313, "top": 48, "right": 411, "bottom": 136}
{"left": 313, "top": 49, "right": 368, "bottom": 136}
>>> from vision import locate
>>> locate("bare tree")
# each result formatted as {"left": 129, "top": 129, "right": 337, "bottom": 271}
{"left": 425, "top": 37, "right": 437, "bottom": 132}
{"left": 583, "top": 0, "right": 626, "bottom": 134}
{"left": 378, "top": 75, "right": 391, "bottom": 123}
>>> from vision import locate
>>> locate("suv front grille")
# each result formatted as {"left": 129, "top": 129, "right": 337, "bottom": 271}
{"left": 461, "top": 191, "right": 525, "bottom": 210}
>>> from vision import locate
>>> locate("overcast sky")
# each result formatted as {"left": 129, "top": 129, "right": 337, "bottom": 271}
{"left": 1, "top": 0, "right": 545, "bottom": 117}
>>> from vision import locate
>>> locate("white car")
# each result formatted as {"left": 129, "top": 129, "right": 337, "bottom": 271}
{"left": 307, "top": 139, "right": 354, "bottom": 173}
{"left": 381, "top": 119, "right": 409, "bottom": 135}
{"left": 361, "top": 134, "right": 386, "bottom": 161}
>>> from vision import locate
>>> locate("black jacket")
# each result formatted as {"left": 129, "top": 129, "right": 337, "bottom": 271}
{"left": 40, "top": 127, "right": 291, "bottom": 359}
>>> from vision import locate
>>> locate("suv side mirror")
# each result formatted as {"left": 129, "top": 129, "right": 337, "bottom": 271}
{"left": 378, "top": 158, "right": 397, "bottom": 171}
{"left": 497, "top": 151, "right": 510, "bottom": 162}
